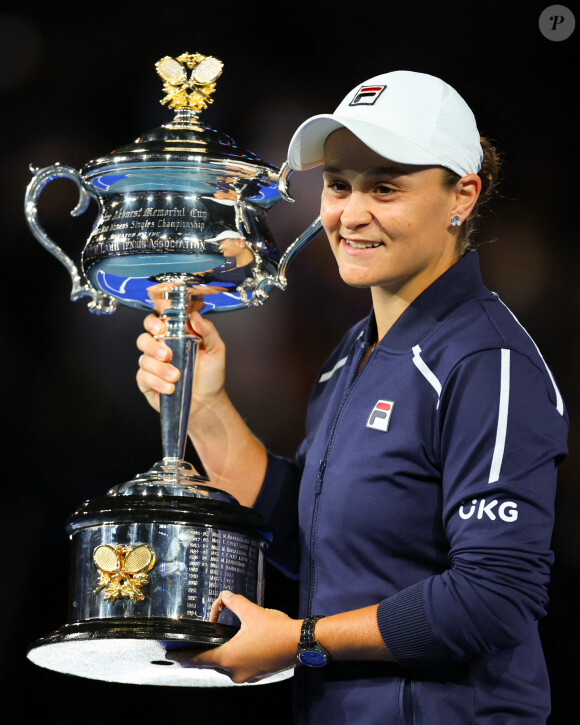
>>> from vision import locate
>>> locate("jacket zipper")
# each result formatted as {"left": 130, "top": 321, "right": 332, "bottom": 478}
{"left": 307, "top": 339, "right": 370, "bottom": 615}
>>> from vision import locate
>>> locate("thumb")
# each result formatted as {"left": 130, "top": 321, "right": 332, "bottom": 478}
{"left": 167, "top": 591, "right": 254, "bottom": 668}
{"left": 214, "top": 590, "right": 256, "bottom": 623}
{"left": 188, "top": 310, "right": 215, "bottom": 339}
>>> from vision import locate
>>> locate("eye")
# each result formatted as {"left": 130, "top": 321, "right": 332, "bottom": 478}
{"left": 374, "top": 183, "right": 395, "bottom": 196}
{"left": 323, "top": 175, "right": 349, "bottom": 194}
{"left": 330, "top": 181, "right": 348, "bottom": 193}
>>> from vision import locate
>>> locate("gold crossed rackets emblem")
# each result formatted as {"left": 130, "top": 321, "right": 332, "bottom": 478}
{"left": 155, "top": 52, "right": 224, "bottom": 112}
{"left": 93, "top": 544, "right": 156, "bottom": 603}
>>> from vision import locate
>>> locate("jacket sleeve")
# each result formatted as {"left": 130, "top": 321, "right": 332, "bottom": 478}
{"left": 252, "top": 440, "right": 307, "bottom": 579}
{"left": 377, "top": 348, "right": 568, "bottom": 667}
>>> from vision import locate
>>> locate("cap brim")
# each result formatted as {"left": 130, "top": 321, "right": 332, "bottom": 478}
{"left": 287, "top": 113, "right": 457, "bottom": 173}
{"left": 287, "top": 115, "right": 345, "bottom": 171}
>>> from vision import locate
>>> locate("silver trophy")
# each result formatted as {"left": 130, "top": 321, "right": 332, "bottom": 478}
{"left": 25, "top": 52, "right": 320, "bottom": 687}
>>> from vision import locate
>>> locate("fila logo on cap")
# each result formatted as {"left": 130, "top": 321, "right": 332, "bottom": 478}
{"left": 366, "top": 400, "right": 395, "bottom": 432}
{"left": 350, "top": 85, "right": 386, "bottom": 106}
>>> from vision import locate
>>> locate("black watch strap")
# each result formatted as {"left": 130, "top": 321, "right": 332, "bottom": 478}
{"left": 297, "top": 615, "right": 329, "bottom": 667}
{"left": 300, "top": 615, "right": 324, "bottom": 646}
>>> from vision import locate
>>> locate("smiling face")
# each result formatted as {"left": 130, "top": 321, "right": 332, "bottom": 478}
{"left": 321, "top": 128, "right": 474, "bottom": 307}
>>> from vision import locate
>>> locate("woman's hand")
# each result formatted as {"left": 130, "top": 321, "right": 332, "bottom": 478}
{"left": 136, "top": 311, "right": 226, "bottom": 416}
{"left": 169, "top": 591, "right": 301, "bottom": 683}
{"left": 137, "top": 309, "right": 267, "bottom": 504}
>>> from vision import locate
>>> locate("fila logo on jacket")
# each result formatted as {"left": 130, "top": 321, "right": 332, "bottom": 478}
{"left": 366, "top": 400, "right": 395, "bottom": 432}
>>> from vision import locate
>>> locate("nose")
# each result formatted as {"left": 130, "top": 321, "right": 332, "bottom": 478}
{"left": 340, "top": 191, "right": 373, "bottom": 230}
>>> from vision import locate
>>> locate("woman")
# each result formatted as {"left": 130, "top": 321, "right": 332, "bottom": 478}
{"left": 136, "top": 71, "right": 568, "bottom": 723}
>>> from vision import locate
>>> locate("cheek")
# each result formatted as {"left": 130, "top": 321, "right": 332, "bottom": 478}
{"left": 395, "top": 196, "right": 448, "bottom": 237}
{"left": 320, "top": 196, "right": 341, "bottom": 233}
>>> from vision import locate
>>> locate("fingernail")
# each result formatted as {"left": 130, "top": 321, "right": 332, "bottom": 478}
{"left": 156, "top": 346, "right": 168, "bottom": 360}
{"left": 221, "top": 590, "right": 233, "bottom": 600}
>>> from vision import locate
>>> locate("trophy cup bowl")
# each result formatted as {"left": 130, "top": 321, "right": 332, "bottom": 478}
{"left": 24, "top": 52, "right": 321, "bottom": 687}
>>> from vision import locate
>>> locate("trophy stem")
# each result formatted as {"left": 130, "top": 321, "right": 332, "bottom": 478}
{"left": 157, "top": 283, "right": 205, "bottom": 474}
{"left": 159, "top": 334, "right": 197, "bottom": 461}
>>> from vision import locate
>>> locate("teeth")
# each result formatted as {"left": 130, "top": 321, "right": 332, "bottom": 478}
{"left": 344, "top": 239, "right": 382, "bottom": 249}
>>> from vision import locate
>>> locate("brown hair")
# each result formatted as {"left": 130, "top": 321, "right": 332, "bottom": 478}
{"left": 441, "top": 137, "right": 502, "bottom": 251}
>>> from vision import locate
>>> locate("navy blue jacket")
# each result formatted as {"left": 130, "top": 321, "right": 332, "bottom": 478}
{"left": 254, "top": 252, "right": 568, "bottom": 723}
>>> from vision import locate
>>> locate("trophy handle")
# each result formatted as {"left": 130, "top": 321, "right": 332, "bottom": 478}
{"left": 24, "top": 163, "right": 117, "bottom": 314}
{"left": 267, "top": 161, "right": 324, "bottom": 291}
{"left": 248, "top": 209, "right": 322, "bottom": 305}
{"left": 277, "top": 161, "right": 295, "bottom": 204}
{"left": 275, "top": 215, "right": 323, "bottom": 288}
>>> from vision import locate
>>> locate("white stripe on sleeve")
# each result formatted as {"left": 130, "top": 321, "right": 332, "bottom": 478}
{"left": 489, "top": 348, "right": 511, "bottom": 484}
{"left": 412, "top": 345, "right": 442, "bottom": 399}
{"left": 497, "top": 297, "right": 564, "bottom": 415}
{"left": 319, "top": 356, "right": 348, "bottom": 383}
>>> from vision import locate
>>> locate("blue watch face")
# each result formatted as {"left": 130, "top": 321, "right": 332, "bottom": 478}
{"left": 298, "top": 650, "right": 327, "bottom": 667}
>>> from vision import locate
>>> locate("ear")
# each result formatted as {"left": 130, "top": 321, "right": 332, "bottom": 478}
{"left": 451, "top": 174, "right": 482, "bottom": 223}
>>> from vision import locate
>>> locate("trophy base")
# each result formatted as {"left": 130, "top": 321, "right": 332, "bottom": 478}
{"left": 27, "top": 618, "right": 294, "bottom": 687}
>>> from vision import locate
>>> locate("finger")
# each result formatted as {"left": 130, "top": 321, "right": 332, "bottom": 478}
{"left": 137, "top": 366, "right": 176, "bottom": 396}
{"left": 191, "top": 645, "right": 227, "bottom": 667}
{"left": 165, "top": 648, "right": 228, "bottom": 673}
{"left": 138, "top": 352, "right": 180, "bottom": 385}
{"left": 137, "top": 345, "right": 180, "bottom": 390}
{"left": 136, "top": 372, "right": 161, "bottom": 412}
{"left": 209, "top": 594, "right": 226, "bottom": 622}
{"left": 143, "top": 313, "right": 166, "bottom": 336}
{"left": 213, "top": 591, "right": 256, "bottom": 623}
{"left": 136, "top": 332, "right": 173, "bottom": 362}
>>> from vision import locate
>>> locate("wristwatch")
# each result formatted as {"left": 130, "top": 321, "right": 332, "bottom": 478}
{"left": 297, "top": 615, "right": 329, "bottom": 667}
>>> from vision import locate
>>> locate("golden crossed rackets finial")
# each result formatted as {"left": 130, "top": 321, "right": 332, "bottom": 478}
{"left": 155, "top": 52, "right": 224, "bottom": 112}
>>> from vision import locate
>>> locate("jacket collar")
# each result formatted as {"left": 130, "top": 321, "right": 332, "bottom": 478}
{"left": 363, "top": 250, "right": 488, "bottom": 351}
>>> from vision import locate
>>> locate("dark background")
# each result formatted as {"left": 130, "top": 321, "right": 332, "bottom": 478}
{"left": 2, "top": 1, "right": 578, "bottom": 721}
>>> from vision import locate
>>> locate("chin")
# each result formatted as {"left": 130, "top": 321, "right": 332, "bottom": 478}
{"left": 338, "top": 267, "right": 375, "bottom": 289}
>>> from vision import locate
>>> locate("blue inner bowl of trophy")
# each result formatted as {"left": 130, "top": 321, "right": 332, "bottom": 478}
{"left": 88, "top": 255, "right": 252, "bottom": 313}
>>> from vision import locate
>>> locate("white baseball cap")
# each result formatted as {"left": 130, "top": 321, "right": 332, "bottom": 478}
{"left": 287, "top": 71, "right": 482, "bottom": 177}
{"left": 207, "top": 230, "right": 243, "bottom": 242}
